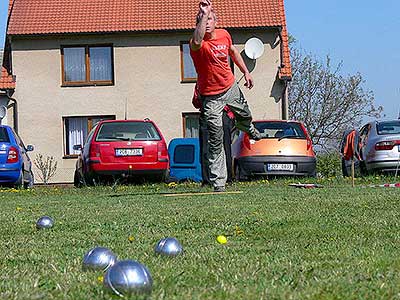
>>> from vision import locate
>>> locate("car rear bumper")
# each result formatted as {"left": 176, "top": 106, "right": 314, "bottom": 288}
{"left": 237, "top": 155, "right": 316, "bottom": 176}
{"left": 366, "top": 160, "right": 400, "bottom": 173}
{"left": 89, "top": 162, "right": 168, "bottom": 177}
{"left": 0, "top": 169, "right": 21, "bottom": 183}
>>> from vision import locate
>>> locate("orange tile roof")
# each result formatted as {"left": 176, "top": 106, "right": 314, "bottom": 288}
{"left": 6, "top": 0, "right": 291, "bottom": 79}
{"left": 277, "top": 0, "right": 291, "bottom": 79}
{"left": 0, "top": 67, "right": 16, "bottom": 90}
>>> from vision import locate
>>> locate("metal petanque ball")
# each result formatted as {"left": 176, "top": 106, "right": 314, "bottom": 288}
{"left": 103, "top": 260, "right": 153, "bottom": 297}
{"left": 154, "top": 237, "right": 183, "bottom": 256}
{"left": 82, "top": 247, "right": 117, "bottom": 272}
{"left": 36, "top": 216, "right": 54, "bottom": 229}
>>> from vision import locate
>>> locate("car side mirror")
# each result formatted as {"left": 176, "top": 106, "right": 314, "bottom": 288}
{"left": 73, "top": 144, "right": 82, "bottom": 151}
{"left": 26, "top": 145, "right": 34, "bottom": 152}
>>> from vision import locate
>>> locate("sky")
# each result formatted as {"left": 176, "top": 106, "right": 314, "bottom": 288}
{"left": 0, "top": 0, "right": 399, "bottom": 120}
{"left": 285, "top": 0, "right": 400, "bottom": 120}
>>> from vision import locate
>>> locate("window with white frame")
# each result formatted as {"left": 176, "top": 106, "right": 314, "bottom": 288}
{"left": 182, "top": 112, "right": 200, "bottom": 138}
{"left": 63, "top": 115, "right": 115, "bottom": 156}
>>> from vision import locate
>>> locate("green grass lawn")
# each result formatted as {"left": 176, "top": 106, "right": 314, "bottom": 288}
{"left": 1, "top": 177, "right": 400, "bottom": 299}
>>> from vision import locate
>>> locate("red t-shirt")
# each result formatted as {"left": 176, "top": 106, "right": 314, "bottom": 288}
{"left": 190, "top": 29, "right": 235, "bottom": 96}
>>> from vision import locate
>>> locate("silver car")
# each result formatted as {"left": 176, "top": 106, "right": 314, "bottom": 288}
{"left": 342, "top": 119, "right": 400, "bottom": 176}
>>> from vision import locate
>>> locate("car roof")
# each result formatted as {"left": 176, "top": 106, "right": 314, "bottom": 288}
{"left": 375, "top": 119, "right": 400, "bottom": 124}
{"left": 100, "top": 119, "right": 154, "bottom": 123}
{"left": 252, "top": 119, "right": 302, "bottom": 124}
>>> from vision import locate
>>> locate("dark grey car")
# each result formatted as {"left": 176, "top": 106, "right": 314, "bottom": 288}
{"left": 342, "top": 119, "right": 400, "bottom": 176}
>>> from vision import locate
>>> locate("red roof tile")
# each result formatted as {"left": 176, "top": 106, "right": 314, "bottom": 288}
{"left": 277, "top": 0, "right": 291, "bottom": 79}
{"left": 8, "top": 0, "right": 286, "bottom": 34}
{"left": 0, "top": 66, "right": 16, "bottom": 90}
{"left": 6, "top": 0, "right": 291, "bottom": 79}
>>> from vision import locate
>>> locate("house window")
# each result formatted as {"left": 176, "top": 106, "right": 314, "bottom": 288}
{"left": 61, "top": 45, "right": 114, "bottom": 86}
{"left": 63, "top": 115, "right": 115, "bottom": 156}
{"left": 180, "top": 42, "right": 197, "bottom": 82}
{"left": 182, "top": 112, "right": 200, "bottom": 137}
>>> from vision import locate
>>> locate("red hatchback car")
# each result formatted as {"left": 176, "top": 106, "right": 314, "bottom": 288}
{"left": 73, "top": 119, "right": 169, "bottom": 186}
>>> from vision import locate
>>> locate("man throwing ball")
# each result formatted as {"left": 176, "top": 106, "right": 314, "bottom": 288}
{"left": 190, "top": 0, "right": 265, "bottom": 192}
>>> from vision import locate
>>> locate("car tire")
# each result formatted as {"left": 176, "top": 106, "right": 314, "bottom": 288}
{"left": 235, "top": 162, "right": 248, "bottom": 181}
{"left": 15, "top": 170, "right": 23, "bottom": 188}
{"left": 359, "top": 161, "right": 368, "bottom": 176}
{"left": 23, "top": 171, "right": 34, "bottom": 189}
{"left": 84, "top": 174, "right": 96, "bottom": 186}
{"left": 341, "top": 159, "right": 350, "bottom": 177}
{"left": 162, "top": 170, "right": 170, "bottom": 183}
{"left": 74, "top": 170, "right": 84, "bottom": 188}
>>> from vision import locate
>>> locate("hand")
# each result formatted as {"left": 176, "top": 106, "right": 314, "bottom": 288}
{"left": 199, "top": 0, "right": 212, "bottom": 16}
{"left": 244, "top": 73, "right": 254, "bottom": 89}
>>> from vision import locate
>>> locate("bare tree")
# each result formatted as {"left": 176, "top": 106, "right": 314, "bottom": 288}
{"left": 288, "top": 40, "right": 382, "bottom": 151}
{"left": 34, "top": 154, "right": 58, "bottom": 184}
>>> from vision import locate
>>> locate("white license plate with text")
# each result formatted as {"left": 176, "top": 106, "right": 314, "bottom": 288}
{"left": 115, "top": 148, "right": 143, "bottom": 156}
{"left": 267, "top": 163, "right": 294, "bottom": 171}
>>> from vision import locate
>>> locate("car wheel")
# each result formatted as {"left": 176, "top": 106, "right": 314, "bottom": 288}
{"left": 341, "top": 159, "right": 350, "bottom": 177}
{"left": 14, "top": 170, "right": 23, "bottom": 188}
{"left": 84, "top": 174, "right": 96, "bottom": 186}
{"left": 359, "top": 161, "right": 368, "bottom": 176}
{"left": 23, "top": 171, "right": 34, "bottom": 189}
{"left": 162, "top": 170, "right": 170, "bottom": 183}
{"left": 74, "top": 170, "right": 84, "bottom": 188}
{"left": 342, "top": 159, "right": 363, "bottom": 177}
{"left": 235, "top": 162, "right": 248, "bottom": 181}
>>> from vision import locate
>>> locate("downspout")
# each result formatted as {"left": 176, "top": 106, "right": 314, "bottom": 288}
{"left": 6, "top": 90, "right": 18, "bottom": 133}
{"left": 282, "top": 80, "right": 288, "bottom": 120}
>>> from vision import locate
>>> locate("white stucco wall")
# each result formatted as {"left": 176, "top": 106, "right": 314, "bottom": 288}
{"left": 10, "top": 29, "right": 285, "bottom": 182}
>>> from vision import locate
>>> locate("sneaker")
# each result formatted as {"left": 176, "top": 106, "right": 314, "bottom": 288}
{"left": 248, "top": 131, "right": 261, "bottom": 141}
{"left": 214, "top": 186, "right": 226, "bottom": 192}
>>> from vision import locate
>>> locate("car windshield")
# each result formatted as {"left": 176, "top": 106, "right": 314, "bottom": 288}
{"left": 96, "top": 122, "right": 161, "bottom": 141}
{"left": 376, "top": 121, "right": 400, "bottom": 135}
{"left": 254, "top": 122, "right": 306, "bottom": 139}
{"left": 0, "top": 128, "right": 10, "bottom": 143}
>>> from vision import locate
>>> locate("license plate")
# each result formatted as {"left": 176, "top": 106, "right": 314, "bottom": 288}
{"left": 267, "top": 163, "right": 294, "bottom": 171}
{"left": 115, "top": 148, "right": 143, "bottom": 156}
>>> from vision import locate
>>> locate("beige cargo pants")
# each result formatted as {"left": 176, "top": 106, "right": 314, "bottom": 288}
{"left": 202, "top": 82, "right": 260, "bottom": 188}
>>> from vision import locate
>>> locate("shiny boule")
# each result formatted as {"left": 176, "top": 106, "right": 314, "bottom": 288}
{"left": 154, "top": 237, "right": 183, "bottom": 256}
{"left": 82, "top": 247, "right": 117, "bottom": 272}
{"left": 103, "top": 260, "right": 153, "bottom": 296}
{"left": 36, "top": 216, "right": 54, "bottom": 229}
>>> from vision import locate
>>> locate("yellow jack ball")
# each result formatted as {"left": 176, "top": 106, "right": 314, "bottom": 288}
{"left": 217, "top": 235, "right": 227, "bottom": 244}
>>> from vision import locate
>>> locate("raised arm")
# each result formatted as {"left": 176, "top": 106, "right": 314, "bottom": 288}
{"left": 190, "top": 0, "right": 212, "bottom": 51}
{"left": 229, "top": 45, "right": 254, "bottom": 89}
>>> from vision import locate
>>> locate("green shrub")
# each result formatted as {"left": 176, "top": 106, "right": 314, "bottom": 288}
{"left": 316, "top": 151, "right": 342, "bottom": 178}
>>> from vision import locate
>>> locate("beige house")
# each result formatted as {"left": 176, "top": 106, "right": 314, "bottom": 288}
{"left": 0, "top": 0, "right": 292, "bottom": 183}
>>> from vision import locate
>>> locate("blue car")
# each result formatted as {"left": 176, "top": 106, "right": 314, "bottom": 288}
{"left": 0, "top": 125, "right": 34, "bottom": 188}
{"left": 168, "top": 138, "right": 202, "bottom": 182}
